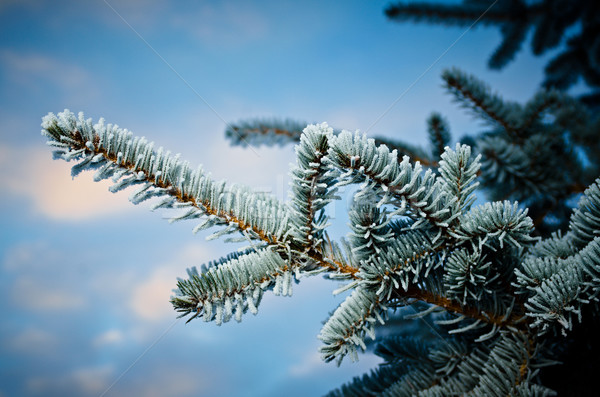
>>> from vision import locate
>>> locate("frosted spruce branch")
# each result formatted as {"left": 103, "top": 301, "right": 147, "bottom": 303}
{"left": 43, "top": 111, "right": 533, "bottom": 321}
{"left": 225, "top": 118, "right": 307, "bottom": 147}
{"left": 328, "top": 332, "right": 554, "bottom": 396}
{"left": 42, "top": 110, "right": 570, "bottom": 394}
{"left": 514, "top": 178, "right": 600, "bottom": 335}
{"left": 442, "top": 67, "right": 523, "bottom": 136}
{"left": 224, "top": 117, "right": 439, "bottom": 166}
{"left": 42, "top": 111, "right": 292, "bottom": 244}
{"left": 427, "top": 112, "right": 451, "bottom": 160}
{"left": 441, "top": 68, "right": 598, "bottom": 235}
{"left": 42, "top": 111, "right": 534, "bottom": 327}
{"left": 386, "top": 0, "right": 600, "bottom": 92}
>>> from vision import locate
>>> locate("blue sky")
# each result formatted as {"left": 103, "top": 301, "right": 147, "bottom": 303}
{"left": 0, "top": 1, "right": 555, "bottom": 396}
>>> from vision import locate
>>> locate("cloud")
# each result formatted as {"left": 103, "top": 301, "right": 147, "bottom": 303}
{"left": 1, "top": 1, "right": 270, "bottom": 50}
{"left": 0, "top": 0, "right": 43, "bottom": 13}
{"left": 167, "top": 2, "right": 268, "bottom": 47}
{"left": 0, "top": 50, "right": 101, "bottom": 104}
{"left": 0, "top": 144, "right": 133, "bottom": 220}
{"left": 90, "top": 0, "right": 269, "bottom": 48}
{"left": 26, "top": 362, "right": 208, "bottom": 397}
{"left": 93, "top": 329, "right": 125, "bottom": 347}
{"left": 129, "top": 243, "right": 214, "bottom": 321}
{"left": 11, "top": 276, "right": 86, "bottom": 311}
{"left": 2, "top": 241, "right": 61, "bottom": 271}
{"left": 6, "top": 328, "right": 58, "bottom": 355}
{"left": 27, "top": 365, "right": 114, "bottom": 396}
{"left": 113, "top": 367, "right": 206, "bottom": 397}
{"left": 3, "top": 241, "right": 87, "bottom": 312}
{"left": 202, "top": 137, "right": 292, "bottom": 202}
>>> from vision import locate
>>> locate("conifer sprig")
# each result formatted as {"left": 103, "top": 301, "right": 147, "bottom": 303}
{"left": 386, "top": 0, "right": 600, "bottom": 93}
{"left": 223, "top": 118, "right": 439, "bottom": 166}
{"left": 42, "top": 110, "right": 292, "bottom": 244}
{"left": 515, "top": 178, "right": 600, "bottom": 335}
{"left": 42, "top": 107, "right": 597, "bottom": 395}
{"left": 441, "top": 68, "right": 598, "bottom": 234}
{"left": 427, "top": 112, "right": 451, "bottom": 160}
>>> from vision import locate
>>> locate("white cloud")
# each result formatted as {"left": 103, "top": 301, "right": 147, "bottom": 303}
{"left": 71, "top": 367, "right": 114, "bottom": 395}
{"left": 120, "top": 370, "right": 203, "bottom": 397}
{"left": 202, "top": 137, "right": 292, "bottom": 202}
{"left": 167, "top": 2, "right": 268, "bottom": 46}
{"left": 6, "top": 328, "right": 58, "bottom": 355}
{"left": 3, "top": 241, "right": 87, "bottom": 311}
{"left": 0, "top": 0, "right": 43, "bottom": 13}
{"left": 1, "top": 1, "right": 270, "bottom": 49}
{"left": 11, "top": 276, "right": 86, "bottom": 311}
{"left": 93, "top": 329, "right": 125, "bottom": 347}
{"left": 103, "top": 365, "right": 207, "bottom": 397}
{"left": 130, "top": 266, "right": 184, "bottom": 321}
{"left": 0, "top": 50, "right": 101, "bottom": 104}
{"left": 129, "top": 243, "right": 214, "bottom": 321}
{"left": 90, "top": 0, "right": 269, "bottom": 47}
{"left": 27, "top": 365, "right": 114, "bottom": 396}
{"left": 0, "top": 144, "right": 133, "bottom": 220}
{"left": 2, "top": 241, "right": 60, "bottom": 271}
{"left": 26, "top": 361, "right": 209, "bottom": 397}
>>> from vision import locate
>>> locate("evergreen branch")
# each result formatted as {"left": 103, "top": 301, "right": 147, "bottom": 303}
{"left": 289, "top": 123, "right": 338, "bottom": 250}
{"left": 371, "top": 135, "right": 437, "bottom": 167}
{"left": 542, "top": 46, "right": 583, "bottom": 90}
{"left": 347, "top": 202, "right": 394, "bottom": 263}
{"left": 519, "top": 236, "right": 600, "bottom": 335}
{"left": 378, "top": 363, "right": 438, "bottom": 396}
{"left": 385, "top": 0, "right": 596, "bottom": 94}
{"left": 476, "top": 135, "right": 577, "bottom": 203}
{"left": 515, "top": 180, "right": 600, "bottom": 335}
{"left": 328, "top": 142, "right": 532, "bottom": 340}
{"left": 359, "top": 228, "right": 442, "bottom": 300}
{"left": 466, "top": 332, "right": 543, "bottom": 396}
{"left": 171, "top": 247, "right": 291, "bottom": 324}
{"left": 318, "top": 287, "right": 386, "bottom": 365}
{"left": 225, "top": 118, "right": 438, "bottom": 167}
{"left": 325, "top": 364, "right": 406, "bottom": 397}
{"left": 443, "top": 248, "right": 491, "bottom": 305}
{"left": 345, "top": 331, "right": 551, "bottom": 396}
{"left": 385, "top": 1, "right": 520, "bottom": 26}
{"left": 43, "top": 111, "right": 363, "bottom": 283}
{"left": 527, "top": 231, "right": 577, "bottom": 260}
{"left": 329, "top": 130, "right": 455, "bottom": 228}
{"left": 530, "top": 2, "right": 578, "bottom": 56}
{"left": 42, "top": 110, "right": 292, "bottom": 244}
{"left": 311, "top": 249, "right": 361, "bottom": 278}
{"left": 438, "top": 143, "right": 480, "bottom": 212}
{"left": 442, "top": 68, "right": 521, "bottom": 136}
{"left": 528, "top": 183, "right": 588, "bottom": 231}
{"left": 317, "top": 234, "right": 361, "bottom": 278}
{"left": 224, "top": 118, "right": 306, "bottom": 147}
{"left": 37, "top": 3, "right": 600, "bottom": 393}
{"left": 426, "top": 112, "right": 451, "bottom": 160}
{"left": 449, "top": 201, "right": 536, "bottom": 250}
{"left": 489, "top": 20, "right": 529, "bottom": 70}
{"left": 364, "top": 246, "right": 525, "bottom": 332}
{"left": 399, "top": 286, "right": 525, "bottom": 330}
{"left": 568, "top": 178, "right": 600, "bottom": 248}
{"left": 518, "top": 90, "right": 561, "bottom": 132}
{"left": 520, "top": 178, "right": 600, "bottom": 263}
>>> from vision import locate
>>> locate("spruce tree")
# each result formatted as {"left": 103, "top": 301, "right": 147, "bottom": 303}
{"left": 385, "top": 0, "right": 600, "bottom": 104}
{"left": 39, "top": 2, "right": 600, "bottom": 395}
